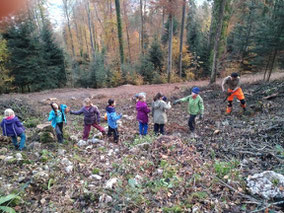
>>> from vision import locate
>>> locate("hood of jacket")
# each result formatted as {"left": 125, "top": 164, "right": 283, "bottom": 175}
{"left": 2, "top": 116, "right": 20, "bottom": 125}
{"left": 106, "top": 106, "right": 115, "bottom": 113}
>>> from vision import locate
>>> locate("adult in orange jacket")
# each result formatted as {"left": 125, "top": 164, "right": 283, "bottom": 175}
{"left": 222, "top": 73, "right": 246, "bottom": 114}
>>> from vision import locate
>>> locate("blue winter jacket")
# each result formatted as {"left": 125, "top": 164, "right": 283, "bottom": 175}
{"left": 106, "top": 106, "right": 122, "bottom": 129}
{"left": 1, "top": 116, "right": 25, "bottom": 137}
{"left": 48, "top": 104, "right": 67, "bottom": 128}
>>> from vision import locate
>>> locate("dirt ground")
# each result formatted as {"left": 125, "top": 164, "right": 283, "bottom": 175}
{"left": 1, "top": 72, "right": 284, "bottom": 107}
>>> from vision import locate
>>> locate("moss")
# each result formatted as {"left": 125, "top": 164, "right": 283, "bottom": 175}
{"left": 39, "top": 132, "right": 55, "bottom": 143}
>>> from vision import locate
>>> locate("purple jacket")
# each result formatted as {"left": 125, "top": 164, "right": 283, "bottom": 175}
{"left": 1, "top": 116, "right": 25, "bottom": 137}
{"left": 71, "top": 106, "right": 101, "bottom": 125}
{"left": 136, "top": 101, "right": 150, "bottom": 124}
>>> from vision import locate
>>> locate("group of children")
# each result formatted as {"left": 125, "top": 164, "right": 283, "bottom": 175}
{"left": 1, "top": 87, "right": 205, "bottom": 151}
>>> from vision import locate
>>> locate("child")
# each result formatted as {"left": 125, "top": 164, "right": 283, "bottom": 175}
{"left": 173, "top": 87, "right": 204, "bottom": 137}
{"left": 152, "top": 93, "right": 171, "bottom": 135}
{"left": 1, "top": 109, "right": 26, "bottom": 150}
{"left": 70, "top": 98, "right": 106, "bottom": 141}
{"left": 106, "top": 99, "right": 122, "bottom": 143}
{"left": 136, "top": 94, "right": 150, "bottom": 136}
{"left": 48, "top": 102, "right": 69, "bottom": 143}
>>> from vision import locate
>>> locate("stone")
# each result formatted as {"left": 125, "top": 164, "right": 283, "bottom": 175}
{"left": 104, "top": 178, "right": 118, "bottom": 189}
{"left": 107, "top": 149, "right": 113, "bottom": 156}
{"left": 91, "top": 174, "right": 102, "bottom": 180}
{"left": 247, "top": 171, "right": 284, "bottom": 200}
{"left": 0, "top": 155, "right": 6, "bottom": 160}
{"left": 4, "top": 156, "right": 14, "bottom": 162}
{"left": 15, "top": 153, "right": 23, "bottom": 161}
{"left": 88, "top": 138, "right": 104, "bottom": 144}
{"left": 77, "top": 140, "right": 87, "bottom": 147}
{"left": 0, "top": 148, "right": 8, "bottom": 154}
{"left": 70, "top": 135, "right": 79, "bottom": 142}
{"left": 65, "top": 165, "right": 73, "bottom": 173}
{"left": 36, "top": 123, "right": 53, "bottom": 132}
{"left": 57, "top": 149, "right": 66, "bottom": 156}
{"left": 99, "top": 194, "right": 113, "bottom": 203}
{"left": 61, "top": 158, "right": 72, "bottom": 166}
{"left": 71, "top": 97, "right": 76, "bottom": 100}
{"left": 93, "top": 132, "right": 103, "bottom": 139}
{"left": 27, "top": 142, "right": 42, "bottom": 150}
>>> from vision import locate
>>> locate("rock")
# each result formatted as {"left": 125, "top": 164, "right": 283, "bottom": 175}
{"left": 104, "top": 178, "right": 118, "bottom": 189}
{"left": 61, "top": 158, "right": 72, "bottom": 166}
{"left": 0, "top": 155, "right": 6, "bottom": 160}
{"left": 91, "top": 174, "right": 102, "bottom": 180}
{"left": 93, "top": 132, "right": 103, "bottom": 139}
{"left": 213, "top": 130, "right": 221, "bottom": 135}
{"left": 57, "top": 149, "right": 66, "bottom": 156}
{"left": 71, "top": 97, "right": 76, "bottom": 100}
{"left": 99, "top": 194, "right": 113, "bottom": 203}
{"left": 77, "top": 140, "right": 87, "bottom": 147}
{"left": 70, "top": 135, "right": 79, "bottom": 142}
{"left": 88, "top": 138, "right": 104, "bottom": 144}
{"left": 43, "top": 165, "right": 49, "bottom": 170}
{"left": 86, "top": 145, "right": 93, "bottom": 150}
{"left": 39, "top": 132, "right": 55, "bottom": 143}
{"left": 0, "top": 148, "right": 8, "bottom": 154}
{"left": 247, "top": 171, "right": 284, "bottom": 200}
{"left": 107, "top": 149, "right": 113, "bottom": 156}
{"left": 4, "top": 156, "right": 14, "bottom": 162}
{"left": 15, "top": 153, "right": 23, "bottom": 161}
{"left": 47, "top": 97, "right": 58, "bottom": 102}
{"left": 27, "top": 142, "right": 42, "bottom": 150}
{"left": 137, "top": 143, "right": 151, "bottom": 150}
{"left": 33, "top": 171, "right": 49, "bottom": 185}
{"left": 36, "top": 123, "right": 53, "bottom": 132}
{"left": 134, "top": 175, "right": 143, "bottom": 185}
{"left": 65, "top": 165, "right": 73, "bottom": 173}
{"left": 100, "top": 156, "right": 105, "bottom": 162}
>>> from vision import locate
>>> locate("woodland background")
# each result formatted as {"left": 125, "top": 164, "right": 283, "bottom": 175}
{"left": 0, "top": 0, "right": 283, "bottom": 93}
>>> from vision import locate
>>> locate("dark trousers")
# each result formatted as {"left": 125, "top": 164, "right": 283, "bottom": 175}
{"left": 154, "top": 123, "right": 165, "bottom": 135}
{"left": 108, "top": 126, "right": 119, "bottom": 142}
{"left": 55, "top": 122, "right": 64, "bottom": 143}
{"left": 188, "top": 115, "right": 197, "bottom": 132}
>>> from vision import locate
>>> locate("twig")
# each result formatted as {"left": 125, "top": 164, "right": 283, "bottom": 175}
{"left": 217, "top": 177, "right": 260, "bottom": 203}
{"left": 250, "top": 200, "right": 284, "bottom": 213}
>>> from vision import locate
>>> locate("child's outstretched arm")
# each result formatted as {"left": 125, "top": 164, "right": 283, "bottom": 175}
{"left": 70, "top": 107, "right": 84, "bottom": 115}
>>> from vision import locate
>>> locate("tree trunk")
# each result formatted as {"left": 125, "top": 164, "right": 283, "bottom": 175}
{"left": 263, "top": 54, "right": 271, "bottom": 81}
{"left": 122, "top": 0, "right": 132, "bottom": 62}
{"left": 115, "top": 0, "right": 125, "bottom": 65}
{"left": 62, "top": 0, "right": 75, "bottom": 57}
{"left": 179, "top": 0, "right": 186, "bottom": 78}
{"left": 210, "top": 0, "right": 226, "bottom": 84}
{"left": 73, "top": 10, "right": 83, "bottom": 57}
{"left": 140, "top": 0, "right": 144, "bottom": 55}
{"left": 167, "top": 12, "right": 174, "bottom": 83}
{"left": 266, "top": 49, "right": 277, "bottom": 82}
{"left": 85, "top": 0, "right": 95, "bottom": 56}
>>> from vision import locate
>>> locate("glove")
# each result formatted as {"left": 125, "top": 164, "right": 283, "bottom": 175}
{"left": 173, "top": 100, "right": 180, "bottom": 105}
{"left": 199, "top": 114, "right": 203, "bottom": 120}
{"left": 168, "top": 101, "right": 171, "bottom": 107}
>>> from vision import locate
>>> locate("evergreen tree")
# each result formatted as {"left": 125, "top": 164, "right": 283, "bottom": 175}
{"left": 40, "top": 22, "right": 67, "bottom": 88}
{"left": 148, "top": 37, "right": 164, "bottom": 73}
{"left": 3, "top": 18, "right": 44, "bottom": 92}
{"left": 89, "top": 50, "right": 108, "bottom": 88}
{"left": 161, "top": 17, "right": 179, "bottom": 45}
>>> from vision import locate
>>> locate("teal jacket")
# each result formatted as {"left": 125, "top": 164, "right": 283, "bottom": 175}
{"left": 48, "top": 104, "right": 67, "bottom": 128}
{"left": 178, "top": 95, "right": 204, "bottom": 115}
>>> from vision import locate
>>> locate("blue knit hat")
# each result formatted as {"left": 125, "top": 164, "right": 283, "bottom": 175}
{"left": 192, "top": 87, "right": 200, "bottom": 94}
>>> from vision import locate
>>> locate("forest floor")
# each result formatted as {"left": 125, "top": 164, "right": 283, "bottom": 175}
{"left": 0, "top": 71, "right": 284, "bottom": 212}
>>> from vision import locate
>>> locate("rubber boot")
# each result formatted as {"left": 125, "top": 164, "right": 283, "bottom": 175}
{"left": 226, "top": 106, "right": 232, "bottom": 115}
{"left": 241, "top": 104, "right": 246, "bottom": 112}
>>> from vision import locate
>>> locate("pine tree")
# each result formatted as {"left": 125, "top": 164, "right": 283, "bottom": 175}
{"left": 3, "top": 19, "right": 44, "bottom": 92}
{"left": 148, "top": 37, "right": 164, "bottom": 73}
{"left": 40, "top": 22, "right": 67, "bottom": 88}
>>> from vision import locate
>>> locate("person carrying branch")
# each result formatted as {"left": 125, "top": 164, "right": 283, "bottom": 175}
{"left": 222, "top": 72, "right": 246, "bottom": 114}
{"left": 173, "top": 87, "right": 204, "bottom": 138}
